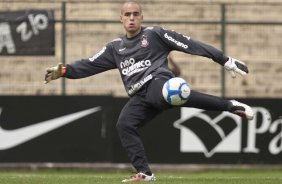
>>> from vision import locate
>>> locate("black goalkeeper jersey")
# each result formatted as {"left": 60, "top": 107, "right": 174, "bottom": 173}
{"left": 65, "top": 26, "right": 228, "bottom": 96}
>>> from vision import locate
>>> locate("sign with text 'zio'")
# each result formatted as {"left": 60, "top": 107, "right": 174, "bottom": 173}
{"left": 0, "top": 10, "right": 54, "bottom": 56}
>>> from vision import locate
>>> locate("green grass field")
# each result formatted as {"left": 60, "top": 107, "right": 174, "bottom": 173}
{"left": 0, "top": 168, "right": 281, "bottom": 184}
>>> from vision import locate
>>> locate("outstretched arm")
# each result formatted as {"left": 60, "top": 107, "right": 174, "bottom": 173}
{"left": 157, "top": 27, "right": 250, "bottom": 77}
{"left": 44, "top": 44, "right": 116, "bottom": 84}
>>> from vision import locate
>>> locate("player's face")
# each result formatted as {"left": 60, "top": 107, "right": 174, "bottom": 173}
{"left": 120, "top": 2, "right": 143, "bottom": 38}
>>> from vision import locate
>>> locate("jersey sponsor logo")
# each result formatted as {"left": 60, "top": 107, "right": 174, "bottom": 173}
{"left": 120, "top": 58, "right": 151, "bottom": 76}
{"left": 174, "top": 107, "right": 282, "bottom": 157}
{"left": 164, "top": 33, "right": 188, "bottom": 49}
{"left": 0, "top": 107, "right": 101, "bottom": 150}
{"left": 89, "top": 47, "right": 106, "bottom": 62}
{"left": 128, "top": 74, "right": 153, "bottom": 95}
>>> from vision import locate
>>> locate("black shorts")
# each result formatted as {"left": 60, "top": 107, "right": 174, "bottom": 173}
{"left": 117, "top": 75, "right": 172, "bottom": 129}
{"left": 137, "top": 75, "right": 172, "bottom": 110}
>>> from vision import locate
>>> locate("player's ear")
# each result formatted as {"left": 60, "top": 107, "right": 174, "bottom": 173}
{"left": 120, "top": 15, "right": 123, "bottom": 23}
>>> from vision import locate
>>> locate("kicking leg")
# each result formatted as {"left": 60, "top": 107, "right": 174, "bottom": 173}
{"left": 184, "top": 90, "right": 254, "bottom": 120}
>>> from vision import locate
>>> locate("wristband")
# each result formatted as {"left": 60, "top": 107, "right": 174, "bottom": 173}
{"left": 62, "top": 66, "right": 67, "bottom": 76}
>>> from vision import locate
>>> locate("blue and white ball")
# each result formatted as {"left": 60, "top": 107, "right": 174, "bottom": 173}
{"left": 162, "top": 77, "right": 191, "bottom": 106}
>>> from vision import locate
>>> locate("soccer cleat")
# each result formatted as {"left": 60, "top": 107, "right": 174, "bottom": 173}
{"left": 122, "top": 172, "right": 156, "bottom": 182}
{"left": 230, "top": 100, "right": 254, "bottom": 120}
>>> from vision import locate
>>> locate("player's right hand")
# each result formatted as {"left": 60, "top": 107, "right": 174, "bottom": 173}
{"left": 44, "top": 63, "right": 65, "bottom": 84}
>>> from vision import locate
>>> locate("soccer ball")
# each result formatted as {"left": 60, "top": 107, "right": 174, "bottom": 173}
{"left": 162, "top": 77, "right": 191, "bottom": 106}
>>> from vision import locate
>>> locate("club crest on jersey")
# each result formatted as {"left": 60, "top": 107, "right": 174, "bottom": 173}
{"left": 140, "top": 35, "right": 149, "bottom": 47}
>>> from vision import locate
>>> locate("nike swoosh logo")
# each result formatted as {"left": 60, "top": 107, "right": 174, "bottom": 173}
{"left": 0, "top": 106, "right": 101, "bottom": 150}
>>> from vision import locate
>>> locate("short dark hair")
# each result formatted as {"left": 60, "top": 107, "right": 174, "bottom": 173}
{"left": 121, "top": 0, "right": 142, "bottom": 15}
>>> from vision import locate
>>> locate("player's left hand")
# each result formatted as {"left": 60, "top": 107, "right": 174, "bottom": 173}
{"left": 224, "top": 57, "right": 249, "bottom": 78}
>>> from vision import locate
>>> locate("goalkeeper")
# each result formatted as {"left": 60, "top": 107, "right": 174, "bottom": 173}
{"left": 45, "top": 0, "right": 253, "bottom": 182}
